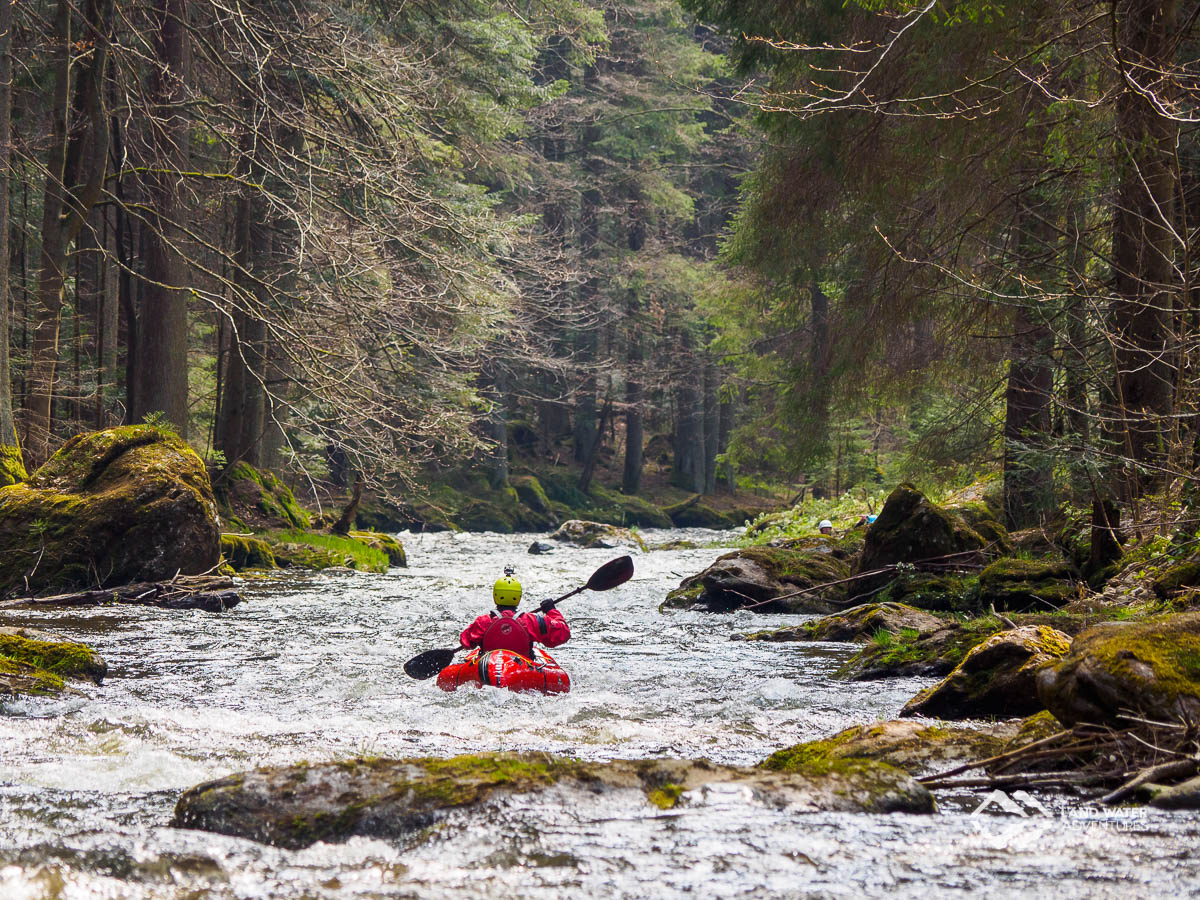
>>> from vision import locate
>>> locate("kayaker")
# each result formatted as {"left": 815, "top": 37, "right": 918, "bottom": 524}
{"left": 818, "top": 519, "right": 834, "bottom": 535}
{"left": 459, "top": 567, "right": 571, "bottom": 657}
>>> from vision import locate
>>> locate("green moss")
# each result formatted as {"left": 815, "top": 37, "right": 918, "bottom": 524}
{"left": 978, "top": 557, "right": 1078, "bottom": 611}
{"left": 266, "top": 530, "right": 388, "bottom": 572}
{"left": 647, "top": 783, "right": 685, "bottom": 810}
{"left": 588, "top": 484, "right": 672, "bottom": 528}
{"left": 217, "top": 462, "right": 310, "bottom": 530}
{"left": 511, "top": 475, "right": 552, "bottom": 514}
{"left": 664, "top": 499, "right": 733, "bottom": 529}
{"left": 1154, "top": 560, "right": 1200, "bottom": 598}
{"left": 759, "top": 740, "right": 908, "bottom": 783}
{"left": 349, "top": 531, "right": 407, "bottom": 567}
{"left": 0, "top": 657, "right": 65, "bottom": 694}
{"left": 661, "top": 581, "right": 704, "bottom": 611}
{"left": 0, "top": 442, "right": 26, "bottom": 487}
{"left": 221, "top": 534, "right": 278, "bottom": 570}
{"left": 0, "top": 634, "right": 104, "bottom": 682}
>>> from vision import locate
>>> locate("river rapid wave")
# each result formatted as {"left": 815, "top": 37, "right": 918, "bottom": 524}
{"left": 1, "top": 529, "right": 1199, "bottom": 898}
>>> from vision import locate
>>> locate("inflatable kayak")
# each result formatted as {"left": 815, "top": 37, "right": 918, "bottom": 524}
{"left": 436, "top": 646, "right": 571, "bottom": 695}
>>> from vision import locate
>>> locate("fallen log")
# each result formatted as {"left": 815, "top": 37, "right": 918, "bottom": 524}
{"left": 1, "top": 576, "right": 241, "bottom": 613}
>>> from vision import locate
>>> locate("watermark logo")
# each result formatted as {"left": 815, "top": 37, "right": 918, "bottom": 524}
{"left": 970, "top": 789, "right": 1051, "bottom": 817}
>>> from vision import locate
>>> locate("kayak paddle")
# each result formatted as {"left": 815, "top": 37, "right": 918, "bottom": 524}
{"left": 402, "top": 555, "right": 635, "bottom": 680}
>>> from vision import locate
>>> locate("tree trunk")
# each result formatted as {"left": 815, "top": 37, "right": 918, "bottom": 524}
{"left": 622, "top": 374, "right": 643, "bottom": 495}
{"left": 672, "top": 332, "right": 705, "bottom": 494}
{"left": 132, "top": 0, "right": 190, "bottom": 433}
{"left": 703, "top": 359, "right": 720, "bottom": 495}
{"left": 0, "top": 0, "right": 24, "bottom": 484}
{"left": 1003, "top": 304, "right": 1055, "bottom": 529}
{"left": 1110, "top": 0, "right": 1179, "bottom": 490}
{"left": 484, "top": 361, "right": 509, "bottom": 489}
{"left": 24, "top": 0, "right": 113, "bottom": 463}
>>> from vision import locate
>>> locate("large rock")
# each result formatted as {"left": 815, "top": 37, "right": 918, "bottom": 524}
{"left": 854, "top": 484, "right": 986, "bottom": 593}
{"left": 0, "top": 626, "right": 106, "bottom": 698}
{"left": 901, "top": 625, "right": 1071, "bottom": 719}
{"left": 212, "top": 461, "right": 310, "bottom": 531}
{"left": 172, "top": 752, "right": 933, "bottom": 849}
{"left": 0, "top": 426, "right": 221, "bottom": 596}
{"left": 737, "top": 602, "right": 945, "bottom": 643}
{"left": 978, "top": 557, "right": 1078, "bottom": 611}
{"left": 1037, "top": 613, "right": 1200, "bottom": 726}
{"left": 550, "top": 519, "right": 646, "bottom": 551}
{"left": 663, "top": 547, "right": 849, "bottom": 614}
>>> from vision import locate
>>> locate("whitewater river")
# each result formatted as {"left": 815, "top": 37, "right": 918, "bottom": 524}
{"left": 2, "top": 529, "right": 1199, "bottom": 898}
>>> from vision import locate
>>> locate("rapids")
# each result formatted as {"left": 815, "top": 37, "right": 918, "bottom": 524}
{"left": 1, "top": 529, "right": 1199, "bottom": 898}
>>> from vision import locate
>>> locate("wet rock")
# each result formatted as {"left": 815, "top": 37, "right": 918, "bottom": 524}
{"left": 221, "top": 534, "right": 277, "bottom": 571}
{"left": 528, "top": 540, "right": 555, "bottom": 554}
{"left": 663, "top": 547, "right": 849, "bottom": 614}
{"left": 549, "top": 520, "right": 646, "bottom": 551}
{"left": 652, "top": 540, "right": 698, "bottom": 551}
{"left": 978, "top": 557, "right": 1078, "bottom": 611}
{"left": 0, "top": 626, "right": 106, "bottom": 685}
{"left": 0, "top": 426, "right": 221, "bottom": 596}
{"left": 736, "top": 602, "right": 944, "bottom": 643}
{"left": 901, "top": 625, "right": 1071, "bottom": 719}
{"left": 172, "top": 752, "right": 934, "bottom": 848}
{"left": 349, "top": 531, "right": 407, "bottom": 567}
{"left": 1037, "top": 613, "right": 1200, "bottom": 727}
{"left": 854, "top": 484, "right": 987, "bottom": 594}
{"left": 1148, "top": 775, "right": 1200, "bottom": 810}
{"left": 768, "top": 719, "right": 1020, "bottom": 776}
{"left": 664, "top": 497, "right": 733, "bottom": 529}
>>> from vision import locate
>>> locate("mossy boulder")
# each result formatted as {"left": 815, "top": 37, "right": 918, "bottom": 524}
{"left": 901, "top": 625, "right": 1072, "bottom": 720}
{"left": 511, "top": 476, "right": 552, "bottom": 516}
{"left": 854, "top": 484, "right": 987, "bottom": 593}
{"left": 663, "top": 546, "right": 850, "bottom": 614}
{"left": 978, "top": 557, "right": 1078, "bottom": 611}
{"left": 172, "top": 751, "right": 933, "bottom": 848}
{"left": 736, "top": 602, "right": 945, "bottom": 643}
{"left": 838, "top": 620, "right": 1000, "bottom": 680}
{"left": 766, "top": 719, "right": 1018, "bottom": 777}
{"left": 586, "top": 484, "right": 672, "bottom": 528}
{"left": 1153, "top": 559, "right": 1200, "bottom": 598}
{"left": 550, "top": 519, "right": 646, "bottom": 551}
{"left": 220, "top": 534, "right": 278, "bottom": 571}
{"left": 0, "top": 426, "right": 221, "bottom": 596}
{"left": 349, "top": 531, "right": 407, "bottom": 567}
{"left": 270, "top": 542, "right": 348, "bottom": 570}
{"left": 213, "top": 462, "right": 310, "bottom": 531}
{"left": 1037, "top": 613, "right": 1200, "bottom": 726}
{"left": 664, "top": 498, "right": 733, "bottom": 529}
{"left": 0, "top": 627, "right": 106, "bottom": 684}
{"left": 882, "top": 572, "right": 981, "bottom": 613}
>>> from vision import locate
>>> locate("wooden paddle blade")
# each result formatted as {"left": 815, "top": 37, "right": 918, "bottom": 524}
{"left": 586, "top": 555, "right": 634, "bottom": 592}
{"left": 403, "top": 647, "right": 458, "bottom": 680}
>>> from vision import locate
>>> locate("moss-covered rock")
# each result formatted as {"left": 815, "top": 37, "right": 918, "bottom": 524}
{"left": 765, "top": 719, "right": 1017, "bottom": 776}
{"left": 349, "top": 531, "right": 407, "bottom": 567}
{"left": 664, "top": 546, "right": 850, "bottom": 614}
{"left": 270, "top": 542, "right": 347, "bottom": 570}
{"left": 221, "top": 534, "right": 278, "bottom": 571}
{"left": 978, "top": 557, "right": 1079, "bottom": 611}
{"left": 0, "top": 442, "right": 26, "bottom": 487}
{"left": 213, "top": 462, "right": 310, "bottom": 531}
{"left": 0, "top": 658, "right": 66, "bottom": 697}
{"left": 736, "top": 602, "right": 945, "bottom": 643}
{"left": 854, "top": 484, "right": 987, "bottom": 593}
{"left": 882, "top": 572, "right": 981, "bottom": 613}
{"left": 900, "top": 625, "right": 1071, "bottom": 719}
{"left": 837, "top": 620, "right": 1001, "bottom": 680}
{"left": 1153, "top": 559, "right": 1200, "bottom": 598}
{"left": 0, "top": 426, "right": 221, "bottom": 596}
{"left": 172, "top": 751, "right": 934, "bottom": 848}
{"left": 664, "top": 498, "right": 733, "bottom": 529}
{"left": 586, "top": 484, "right": 672, "bottom": 528}
{"left": 550, "top": 519, "right": 646, "bottom": 551}
{"left": 1037, "top": 612, "right": 1200, "bottom": 726}
{"left": 511, "top": 476, "right": 552, "bottom": 516}
{"left": 0, "top": 627, "right": 106, "bottom": 684}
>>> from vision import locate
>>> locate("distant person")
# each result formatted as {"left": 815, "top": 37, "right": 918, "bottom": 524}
{"left": 854, "top": 514, "right": 878, "bottom": 529}
{"left": 818, "top": 519, "right": 834, "bottom": 536}
{"left": 459, "top": 567, "right": 570, "bottom": 658}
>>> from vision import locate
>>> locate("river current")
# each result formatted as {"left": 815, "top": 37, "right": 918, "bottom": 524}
{"left": 1, "top": 528, "right": 1199, "bottom": 898}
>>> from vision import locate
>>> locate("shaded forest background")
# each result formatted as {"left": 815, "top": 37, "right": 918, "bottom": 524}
{"left": 1, "top": 0, "right": 1197, "bottom": 534}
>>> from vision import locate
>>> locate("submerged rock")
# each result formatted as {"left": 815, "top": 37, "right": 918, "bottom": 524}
{"left": 767, "top": 719, "right": 1020, "bottom": 776}
{"left": 737, "top": 602, "right": 944, "bottom": 643}
{"left": 663, "top": 547, "right": 849, "bottom": 614}
{"left": 550, "top": 520, "right": 646, "bottom": 551}
{"left": 528, "top": 540, "right": 555, "bottom": 554}
{"left": 1037, "top": 613, "right": 1200, "bottom": 726}
{"left": 0, "top": 426, "right": 221, "bottom": 596}
{"left": 172, "top": 751, "right": 934, "bottom": 848}
{"left": 854, "top": 484, "right": 987, "bottom": 594}
{"left": 901, "top": 625, "right": 1071, "bottom": 720}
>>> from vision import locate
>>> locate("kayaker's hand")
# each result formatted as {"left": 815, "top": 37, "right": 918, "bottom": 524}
{"left": 539, "top": 598, "right": 557, "bottom": 613}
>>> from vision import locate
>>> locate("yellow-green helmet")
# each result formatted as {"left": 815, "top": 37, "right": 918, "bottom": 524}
{"left": 493, "top": 574, "right": 522, "bottom": 607}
